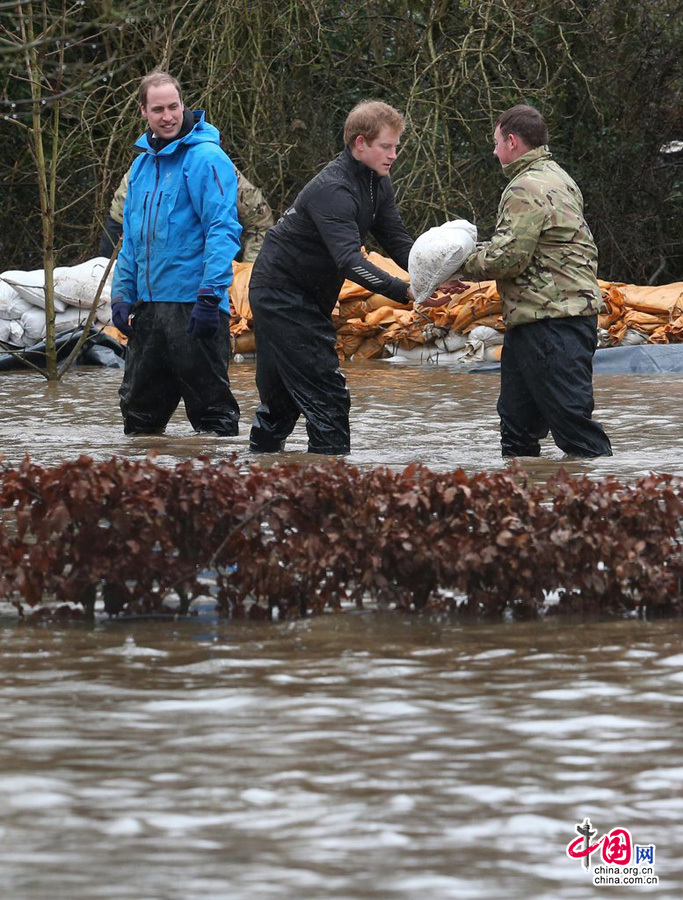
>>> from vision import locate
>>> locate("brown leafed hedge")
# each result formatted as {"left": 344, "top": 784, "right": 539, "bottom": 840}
{"left": 0, "top": 455, "right": 682, "bottom": 622}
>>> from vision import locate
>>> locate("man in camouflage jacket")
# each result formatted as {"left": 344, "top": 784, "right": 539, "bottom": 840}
{"left": 100, "top": 163, "right": 274, "bottom": 263}
{"left": 459, "top": 104, "right": 612, "bottom": 458}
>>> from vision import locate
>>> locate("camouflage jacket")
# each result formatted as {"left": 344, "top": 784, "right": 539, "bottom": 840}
{"left": 109, "top": 165, "right": 274, "bottom": 263}
{"left": 460, "top": 146, "right": 602, "bottom": 327}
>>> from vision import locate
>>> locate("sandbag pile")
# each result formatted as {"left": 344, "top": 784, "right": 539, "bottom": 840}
{"left": 227, "top": 252, "right": 507, "bottom": 363}
{"left": 228, "top": 254, "right": 683, "bottom": 365}
{"left": 597, "top": 281, "right": 683, "bottom": 346}
{"left": 4, "top": 255, "right": 681, "bottom": 365}
{"left": 0, "top": 258, "right": 116, "bottom": 347}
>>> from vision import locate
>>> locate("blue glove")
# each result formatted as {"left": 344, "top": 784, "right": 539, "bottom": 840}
{"left": 187, "top": 292, "right": 221, "bottom": 339}
{"left": 111, "top": 298, "right": 133, "bottom": 337}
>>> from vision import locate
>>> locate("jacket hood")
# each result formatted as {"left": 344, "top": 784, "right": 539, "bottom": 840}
{"left": 134, "top": 109, "right": 220, "bottom": 155}
{"left": 502, "top": 145, "right": 551, "bottom": 181}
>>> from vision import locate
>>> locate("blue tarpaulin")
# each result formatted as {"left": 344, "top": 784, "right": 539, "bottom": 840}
{"left": 468, "top": 344, "right": 683, "bottom": 375}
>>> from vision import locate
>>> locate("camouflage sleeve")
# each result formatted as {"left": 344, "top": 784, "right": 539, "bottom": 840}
{"left": 461, "top": 179, "right": 548, "bottom": 280}
{"left": 235, "top": 167, "right": 275, "bottom": 263}
{"left": 108, "top": 167, "right": 132, "bottom": 225}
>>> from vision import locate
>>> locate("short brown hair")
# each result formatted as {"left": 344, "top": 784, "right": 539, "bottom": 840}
{"left": 139, "top": 71, "right": 183, "bottom": 107}
{"left": 496, "top": 105, "right": 548, "bottom": 149}
{"left": 343, "top": 101, "right": 405, "bottom": 146}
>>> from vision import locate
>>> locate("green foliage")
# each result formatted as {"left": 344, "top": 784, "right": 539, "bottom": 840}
{"left": 1, "top": 455, "right": 682, "bottom": 621}
{"left": 1, "top": 0, "right": 682, "bottom": 282}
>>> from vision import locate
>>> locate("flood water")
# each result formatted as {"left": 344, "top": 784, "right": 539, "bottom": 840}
{"left": 1, "top": 361, "right": 682, "bottom": 899}
{"left": 1, "top": 359, "right": 682, "bottom": 479}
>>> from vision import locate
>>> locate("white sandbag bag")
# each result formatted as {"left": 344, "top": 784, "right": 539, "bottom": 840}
{"left": 0, "top": 318, "right": 24, "bottom": 345}
{"left": 408, "top": 219, "right": 477, "bottom": 305}
{"left": 0, "top": 280, "right": 34, "bottom": 320}
{"left": 96, "top": 300, "right": 112, "bottom": 326}
{"left": 434, "top": 331, "right": 467, "bottom": 353}
{"left": 1, "top": 269, "right": 69, "bottom": 312}
{"left": 386, "top": 348, "right": 470, "bottom": 366}
{"left": 54, "top": 257, "right": 113, "bottom": 308}
{"left": 621, "top": 328, "right": 648, "bottom": 346}
{"left": 467, "top": 325, "right": 504, "bottom": 345}
{"left": 20, "top": 306, "right": 87, "bottom": 344}
{"left": 385, "top": 341, "right": 469, "bottom": 365}
{"left": 463, "top": 324, "right": 504, "bottom": 361}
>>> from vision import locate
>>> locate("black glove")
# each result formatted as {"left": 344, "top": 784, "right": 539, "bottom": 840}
{"left": 111, "top": 298, "right": 133, "bottom": 337}
{"left": 187, "top": 292, "right": 221, "bottom": 339}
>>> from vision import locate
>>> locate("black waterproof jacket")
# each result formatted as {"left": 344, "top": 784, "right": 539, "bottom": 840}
{"left": 253, "top": 146, "right": 413, "bottom": 309}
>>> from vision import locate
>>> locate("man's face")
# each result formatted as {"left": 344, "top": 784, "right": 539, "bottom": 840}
{"left": 141, "top": 84, "right": 184, "bottom": 140}
{"left": 354, "top": 126, "right": 401, "bottom": 176}
{"left": 493, "top": 125, "right": 516, "bottom": 167}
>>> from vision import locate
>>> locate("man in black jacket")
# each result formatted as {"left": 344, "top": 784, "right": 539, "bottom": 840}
{"left": 249, "top": 100, "right": 415, "bottom": 455}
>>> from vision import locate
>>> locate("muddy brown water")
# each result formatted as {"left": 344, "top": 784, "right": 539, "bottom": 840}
{"left": 1, "top": 361, "right": 682, "bottom": 899}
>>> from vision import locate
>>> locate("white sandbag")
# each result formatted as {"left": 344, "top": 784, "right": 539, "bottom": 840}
{"left": 54, "top": 257, "right": 113, "bottom": 308}
{"left": 20, "top": 306, "right": 87, "bottom": 344}
{"left": 434, "top": 331, "right": 467, "bottom": 353}
{"left": 96, "top": 300, "right": 112, "bottom": 326}
{"left": 463, "top": 324, "right": 504, "bottom": 361}
{"left": 386, "top": 348, "right": 470, "bottom": 366}
{"left": 621, "top": 328, "right": 648, "bottom": 346}
{"left": 1, "top": 269, "right": 68, "bottom": 312}
{"left": 0, "top": 318, "right": 24, "bottom": 345}
{"left": 386, "top": 342, "right": 469, "bottom": 365}
{"left": 0, "top": 280, "right": 34, "bottom": 320}
{"left": 467, "top": 325, "right": 504, "bottom": 345}
{"left": 408, "top": 219, "right": 477, "bottom": 305}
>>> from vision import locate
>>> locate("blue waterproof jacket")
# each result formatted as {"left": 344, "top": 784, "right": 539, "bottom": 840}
{"left": 112, "top": 111, "right": 241, "bottom": 314}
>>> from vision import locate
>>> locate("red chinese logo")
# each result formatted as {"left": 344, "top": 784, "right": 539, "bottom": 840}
{"left": 567, "top": 823, "right": 632, "bottom": 866}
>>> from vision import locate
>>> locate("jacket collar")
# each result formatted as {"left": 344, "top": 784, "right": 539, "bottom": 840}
{"left": 135, "top": 109, "right": 207, "bottom": 155}
{"left": 343, "top": 144, "right": 384, "bottom": 179}
{"left": 502, "top": 145, "right": 551, "bottom": 181}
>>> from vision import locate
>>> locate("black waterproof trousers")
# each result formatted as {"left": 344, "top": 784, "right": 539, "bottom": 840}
{"left": 249, "top": 284, "right": 351, "bottom": 454}
{"left": 497, "top": 314, "right": 612, "bottom": 458}
{"left": 119, "top": 302, "right": 239, "bottom": 436}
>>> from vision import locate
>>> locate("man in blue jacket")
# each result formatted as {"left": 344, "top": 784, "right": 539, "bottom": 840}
{"left": 111, "top": 72, "right": 242, "bottom": 436}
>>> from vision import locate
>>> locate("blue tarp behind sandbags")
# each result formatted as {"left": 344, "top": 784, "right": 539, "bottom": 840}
{"left": 467, "top": 343, "right": 683, "bottom": 375}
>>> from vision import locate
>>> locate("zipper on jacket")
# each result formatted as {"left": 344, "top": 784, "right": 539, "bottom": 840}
{"left": 139, "top": 193, "right": 149, "bottom": 242}
{"left": 369, "top": 171, "right": 377, "bottom": 222}
{"left": 145, "top": 156, "right": 161, "bottom": 301}
{"left": 152, "top": 192, "right": 163, "bottom": 241}
{"left": 212, "top": 165, "right": 224, "bottom": 196}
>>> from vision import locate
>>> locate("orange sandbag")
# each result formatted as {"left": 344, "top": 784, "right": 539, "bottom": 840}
{"left": 622, "top": 308, "right": 669, "bottom": 334}
{"left": 365, "top": 293, "right": 411, "bottom": 310}
{"left": 451, "top": 296, "right": 504, "bottom": 333}
{"left": 655, "top": 313, "right": 683, "bottom": 343}
{"left": 352, "top": 336, "right": 387, "bottom": 359}
{"left": 232, "top": 330, "right": 256, "bottom": 354}
{"left": 338, "top": 280, "right": 371, "bottom": 302}
{"left": 338, "top": 298, "right": 369, "bottom": 321}
{"left": 229, "top": 261, "right": 253, "bottom": 320}
{"left": 619, "top": 283, "right": 683, "bottom": 318}
{"left": 380, "top": 320, "right": 426, "bottom": 349}
{"left": 103, "top": 324, "right": 127, "bottom": 345}
{"left": 336, "top": 333, "right": 366, "bottom": 358}
{"left": 607, "top": 320, "right": 628, "bottom": 344}
{"left": 598, "top": 284, "right": 626, "bottom": 327}
{"left": 444, "top": 280, "right": 499, "bottom": 306}
{"left": 365, "top": 306, "right": 400, "bottom": 327}
{"left": 462, "top": 315, "right": 504, "bottom": 333}
{"left": 336, "top": 317, "right": 380, "bottom": 338}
